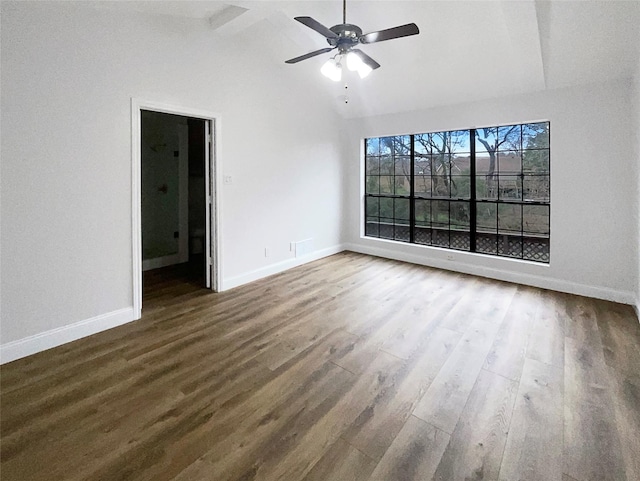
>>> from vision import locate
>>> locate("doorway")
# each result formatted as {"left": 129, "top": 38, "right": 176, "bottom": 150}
{"left": 131, "top": 99, "right": 221, "bottom": 320}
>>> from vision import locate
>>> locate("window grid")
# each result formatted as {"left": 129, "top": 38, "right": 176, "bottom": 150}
{"left": 364, "top": 123, "right": 550, "bottom": 263}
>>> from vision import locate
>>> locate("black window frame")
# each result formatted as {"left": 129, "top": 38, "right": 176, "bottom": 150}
{"left": 364, "top": 122, "right": 550, "bottom": 263}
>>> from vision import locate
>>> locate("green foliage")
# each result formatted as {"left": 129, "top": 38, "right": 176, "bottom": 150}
{"left": 366, "top": 176, "right": 379, "bottom": 194}
{"left": 522, "top": 150, "right": 549, "bottom": 173}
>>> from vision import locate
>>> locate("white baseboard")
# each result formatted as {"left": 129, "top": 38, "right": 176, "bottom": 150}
{"left": 142, "top": 253, "right": 184, "bottom": 271}
{"left": 222, "top": 244, "right": 346, "bottom": 291}
{"left": 344, "top": 242, "right": 636, "bottom": 306}
{"left": 0, "top": 307, "right": 135, "bottom": 365}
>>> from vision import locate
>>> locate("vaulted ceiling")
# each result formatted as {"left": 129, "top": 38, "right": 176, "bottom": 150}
{"left": 89, "top": 1, "right": 640, "bottom": 118}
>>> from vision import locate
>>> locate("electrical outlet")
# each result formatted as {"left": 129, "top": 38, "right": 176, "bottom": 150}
{"left": 446, "top": 254, "right": 455, "bottom": 261}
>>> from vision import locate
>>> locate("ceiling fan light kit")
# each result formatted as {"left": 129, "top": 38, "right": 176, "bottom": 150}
{"left": 346, "top": 51, "right": 373, "bottom": 78}
{"left": 321, "top": 57, "right": 343, "bottom": 81}
{"left": 285, "top": 0, "right": 419, "bottom": 80}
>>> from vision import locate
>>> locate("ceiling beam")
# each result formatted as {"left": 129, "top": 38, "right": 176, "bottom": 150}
{"left": 500, "top": 0, "right": 547, "bottom": 91}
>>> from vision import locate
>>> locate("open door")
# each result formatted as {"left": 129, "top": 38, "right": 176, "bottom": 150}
{"left": 204, "top": 119, "right": 213, "bottom": 289}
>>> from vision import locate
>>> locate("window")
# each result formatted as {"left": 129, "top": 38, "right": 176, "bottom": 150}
{"left": 364, "top": 122, "right": 550, "bottom": 263}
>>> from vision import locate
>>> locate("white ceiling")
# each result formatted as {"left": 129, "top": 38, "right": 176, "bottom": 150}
{"left": 88, "top": 0, "right": 640, "bottom": 118}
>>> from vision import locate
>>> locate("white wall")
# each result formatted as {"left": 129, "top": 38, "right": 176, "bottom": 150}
{"left": 345, "top": 79, "right": 638, "bottom": 304}
{"left": 0, "top": 3, "right": 345, "bottom": 357}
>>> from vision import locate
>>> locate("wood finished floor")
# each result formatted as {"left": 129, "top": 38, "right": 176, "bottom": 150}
{"left": 2, "top": 252, "right": 639, "bottom": 481}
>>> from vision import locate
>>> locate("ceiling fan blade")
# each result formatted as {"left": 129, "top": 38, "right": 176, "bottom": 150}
{"left": 294, "top": 16, "right": 339, "bottom": 39}
{"left": 285, "top": 47, "right": 335, "bottom": 64}
{"left": 350, "top": 49, "right": 380, "bottom": 70}
{"left": 359, "top": 23, "right": 419, "bottom": 44}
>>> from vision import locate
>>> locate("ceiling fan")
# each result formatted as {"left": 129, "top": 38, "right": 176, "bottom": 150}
{"left": 285, "top": 0, "right": 419, "bottom": 80}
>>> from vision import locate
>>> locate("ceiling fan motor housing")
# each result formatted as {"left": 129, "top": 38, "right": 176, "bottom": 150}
{"left": 328, "top": 24, "right": 363, "bottom": 52}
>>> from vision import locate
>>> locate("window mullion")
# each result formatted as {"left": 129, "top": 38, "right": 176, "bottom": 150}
{"left": 410, "top": 134, "right": 415, "bottom": 244}
{"left": 470, "top": 129, "right": 477, "bottom": 253}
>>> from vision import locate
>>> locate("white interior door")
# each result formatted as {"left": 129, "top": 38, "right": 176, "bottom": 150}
{"left": 204, "top": 120, "right": 212, "bottom": 289}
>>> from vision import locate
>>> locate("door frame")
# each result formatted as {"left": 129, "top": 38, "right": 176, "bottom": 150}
{"left": 131, "top": 98, "right": 222, "bottom": 320}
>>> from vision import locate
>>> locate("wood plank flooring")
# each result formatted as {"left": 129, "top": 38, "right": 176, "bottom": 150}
{"left": 1, "top": 252, "right": 639, "bottom": 481}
